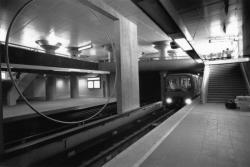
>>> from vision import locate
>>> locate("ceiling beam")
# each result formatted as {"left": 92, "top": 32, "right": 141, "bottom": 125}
{"left": 0, "top": 44, "right": 99, "bottom": 72}
{"left": 132, "top": 0, "right": 201, "bottom": 60}
{"left": 78, "top": 0, "right": 118, "bottom": 21}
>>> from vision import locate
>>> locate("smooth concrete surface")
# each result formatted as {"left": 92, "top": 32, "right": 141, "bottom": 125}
{"left": 3, "top": 97, "right": 116, "bottom": 119}
{"left": 7, "top": 73, "right": 37, "bottom": 106}
{"left": 88, "top": 0, "right": 140, "bottom": 113}
{"left": 115, "top": 17, "right": 140, "bottom": 113}
{"left": 70, "top": 75, "right": 79, "bottom": 98}
{"left": 104, "top": 101, "right": 250, "bottom": 167}
{"left": 45, "top": 75, "right": 57, "bottom": 101}
{"left": 153, "top": 41, "right": 167, "bottom": 60}
{"left": 243, "top": 0, "right": 250, "bottom": 57}
{"left": 103, "top": 99, "right": 198, "bottom": 167}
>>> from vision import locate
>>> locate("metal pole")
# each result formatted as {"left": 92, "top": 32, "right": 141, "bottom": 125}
{"left": 160, "top": 71, "right": 167, "bottom": 111}
{"left": 0, "top": 46, "right": 4, "bottom": 159}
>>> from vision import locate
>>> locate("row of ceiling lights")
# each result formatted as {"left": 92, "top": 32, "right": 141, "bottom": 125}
{"left": 35, "top": 39, "right": 93, "bottom": 53}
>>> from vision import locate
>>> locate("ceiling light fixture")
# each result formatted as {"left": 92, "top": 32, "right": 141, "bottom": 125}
{"left": 79, "top": 43, "right": 92, "bottom": 51}
{"left": 174, "top": 38, "right": 192, "bottom": 51}
{"left": 195, "top": 59, "right": 203, "bottom": 63}
{"left": 209, "top": 36, "right": 238, "bottom": 43}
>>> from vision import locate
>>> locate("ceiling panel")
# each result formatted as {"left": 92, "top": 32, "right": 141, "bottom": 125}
{"left": 170, "top": 0, "right": 242, "bottom": 56}
{"left": 0, "top": 0, "right": 115, "bottom": 55}
{"left": 1, "top": 0, "right": 197, "bottom": 61}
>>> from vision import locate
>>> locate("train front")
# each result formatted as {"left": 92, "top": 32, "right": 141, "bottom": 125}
{"left": 165, "top": 74, "right": 195, "bottom": 107}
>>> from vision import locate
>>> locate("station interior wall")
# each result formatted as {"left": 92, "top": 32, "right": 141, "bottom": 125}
{"left": 1, "top": 71, "right": 163, "bottom": 106}
{"left": 2, "top": 73, "right": 110, "bottom": 105}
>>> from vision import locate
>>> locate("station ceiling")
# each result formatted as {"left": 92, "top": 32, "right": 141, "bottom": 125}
{"left": 0, "top": 0, "right": 242, "bottom": 62}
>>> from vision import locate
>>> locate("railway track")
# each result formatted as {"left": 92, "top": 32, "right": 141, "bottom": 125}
{"left": 33, "top": 106, "right": 181, "bottom": 167}
{"left": 4, "top": 103, "right": 117, "bottom": 149}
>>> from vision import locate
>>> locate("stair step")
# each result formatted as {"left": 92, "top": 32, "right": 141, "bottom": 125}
{"left": 206, "top": 63, "right": 247, "bottom": 103}
{"left": 208, "top": 88, "right": 245, "bottom": 89}
{"left": 208, "top": 84, "right": 245, "bottom": 85}
{"left": 208, "top": 88, "right": 246, "bottom": 90}
{"left": 208, "top": 92, "right": 246, "bottom": 94}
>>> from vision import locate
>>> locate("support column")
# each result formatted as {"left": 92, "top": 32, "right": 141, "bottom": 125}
{"left": 70, "top": 75, "right": 79, "bottom": 98}
{"left": 115, "top": 17, "right": 140, "bottom": 113}
{"left": 160, "top": 72, "right": 167, "bottom": 111}
{"left": 103, "top": 75, "right": 110, "bottom": 98}
{"left": 0, "top": 51, "right": 4, "bottom": 158}
{"left": 103, "top": 44, "right": 114, "bottom": 62}
{"left": 68, "top": 47, "right": 81, "bottom": 58}
{"left": 45, "top": 75, "right": 57, "bottom": 101}
{"left": 153, "top": 41, "right": 168, "bottom": 60}
{"left": 243, "top": 0, "right": 250, "bottom": 57}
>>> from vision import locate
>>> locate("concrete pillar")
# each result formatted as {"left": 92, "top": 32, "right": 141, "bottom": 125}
{"left": 242, "top": 0, "right": 250, "bottom": 57}
{"left": 45, "top": 75, "right": 57, "bottom": 101}
{"left": 0, "top": 51, "right": 4, "bottom": 158}
{"left": 115, "top": 17, "right": 140, "bottom": 113}
{"left": 153, "top": 41, "right": 168, "bottom": 60}
{"left": 68, "top": 47, "right": 81, "bottom": 58}
{"left": 102, "top": 75, "right": 109, "bottom": 98}
{"left": 36, "top": 40, "right": 60, "bottom": 101}
{"left": 103, "top": 44, "right": 114, "bottom": 62}
{"left": 70, "top": 75, "right": 79, "bottom": 98}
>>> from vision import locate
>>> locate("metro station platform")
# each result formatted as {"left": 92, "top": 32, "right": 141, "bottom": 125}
{"left": 104, "top": 100, "right": 250, "bottom": 167}
{"left": 3, "top": 97, "right": 116, "bottom": 120}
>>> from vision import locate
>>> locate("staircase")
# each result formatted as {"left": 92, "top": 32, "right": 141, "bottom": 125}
{"left": 207, "top": 63, "right": 248, "bottom": 103}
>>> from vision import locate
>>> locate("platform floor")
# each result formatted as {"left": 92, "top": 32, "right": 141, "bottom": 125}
{"left": 104, "top": 101, "right": 250, "bottom": 167}
{"left": 3, "top": 97, "right": 116, "bottom": 119}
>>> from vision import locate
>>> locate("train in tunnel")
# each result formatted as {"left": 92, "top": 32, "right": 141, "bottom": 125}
{"left": 163, "top": 73, "right": 201, "bottom": 106}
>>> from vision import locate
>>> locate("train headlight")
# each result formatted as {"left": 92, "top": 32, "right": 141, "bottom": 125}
{"left": 166, "top": 97, "right": 173, "bottom": 104}
{"left": 185, "top": 98, "right": 192, "bottom": 105}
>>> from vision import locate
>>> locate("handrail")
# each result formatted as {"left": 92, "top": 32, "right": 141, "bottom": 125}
{"left": 240, "top": 63, "right": 250, "bottom": 95}
{"left": 201, "top": 65, "right": 210, "bottom": 104}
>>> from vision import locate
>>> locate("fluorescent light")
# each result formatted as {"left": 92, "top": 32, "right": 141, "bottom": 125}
{"left": 152, "top": 57, "right": 160, "bottom": 60}
{"left": 174, "top": 38, "right": 192, "bottom": 51}
{"left": 79, "top": 44, "right": 92, "bottom": 51}
{"left": 87, "top": 77, "right": 100, "bottom": 81}
{"left": 195, "top": 59, "right": 203, "bottom": 63}
{"left": 1, "top": 71, "right": 6, "bottom": 80}
{"left": 209, "top": 37, "right": 238, "bottom": 43}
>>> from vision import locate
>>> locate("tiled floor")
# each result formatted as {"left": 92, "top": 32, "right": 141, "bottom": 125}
{"left": 141, "top": 103, "right": 250, "bottom": 167}
{"left": 103, "top": 102, "right": 250, "bottom": 167}
{"left": 3, "top": 97, "right": 116, "bottom": 119}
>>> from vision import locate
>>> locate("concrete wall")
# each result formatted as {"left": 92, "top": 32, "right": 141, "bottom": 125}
{"left": 55, "top": 77, "right": 70, "bottom": 99}
{"left": 78, "top": 77, "right": 103, "bottom": 97}
{"left": 23, "top": 76, "right": 71, "bottom": 100}
{"left": 23, "top": 77, "right": 46, "bottom": 100}
{"left": 22, "top": 74, "right": 107, "bottom": 101}
{"left": 108, "top": 73, "right": 116, "bottom": 98}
